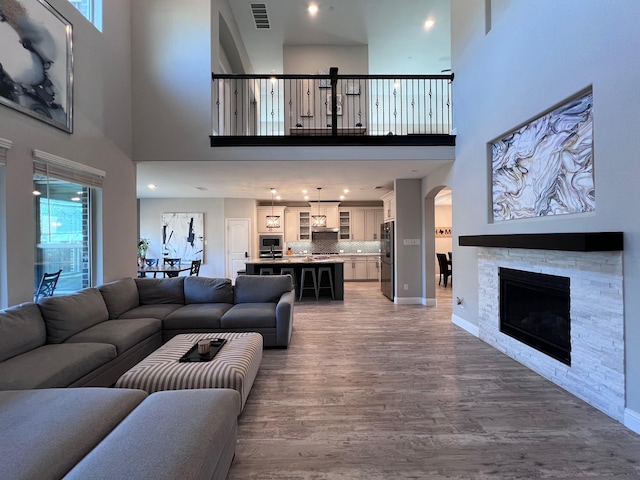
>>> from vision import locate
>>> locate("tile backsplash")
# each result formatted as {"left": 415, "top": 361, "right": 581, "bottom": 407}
{"left": 287, "top": 240, "right": 381, "bottom": 255}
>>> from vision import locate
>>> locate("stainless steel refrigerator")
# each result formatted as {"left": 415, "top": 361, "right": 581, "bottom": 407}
{"left": 380, "top": 221, "right": 394, "bottom": 300}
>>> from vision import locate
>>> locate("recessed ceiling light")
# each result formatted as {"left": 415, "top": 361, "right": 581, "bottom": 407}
{"left": 276, "top": 195, "right": 281, "bottom": 200}
{"left": 304, "top": 195, "right": 309, "bottom": 200}
{"left": 147, "top": 184, "right": 157, "bottom": 189}
{"left": 424, "top": 18, "right": 435, "bottom": 29}
{"left": 32, "top": 190, "right": 41, "bottom": 196}
{"left": 343, "top": 189, "right": 349, "bottom": 194}
{"left": 302, "top": 189, "right": 308, "bottom": 194}
{"left": 308, "top": 3, "right": 318, "bottom": 16}
{"left": 339, "top": 195, "right": 345, "bottom": 200}
{"left": 71, "top": 197, "right": 81, "bottom": 202}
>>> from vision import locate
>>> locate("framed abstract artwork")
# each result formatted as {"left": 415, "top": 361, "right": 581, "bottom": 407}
{"left": 491, "top": 91, "right": 594, "bottom": 222}
{"left": 162, "top": 213, "right": 204, "bottom": 262}
{"left": 0, "top": 0, "right": 73, "bottom": 133}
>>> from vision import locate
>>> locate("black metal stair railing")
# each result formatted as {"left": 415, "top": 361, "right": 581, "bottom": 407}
{"left": 211, "top": 68, "right": 454, "bottom": 144}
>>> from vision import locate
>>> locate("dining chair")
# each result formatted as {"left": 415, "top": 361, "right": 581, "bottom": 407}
{"left": 189, "top": 260, "right": 201, "bottom": 276}
{"left": 436, "top": 253, "right": 452, "bottom": 287}
{"left": 163, "top": 258, "right": 181, "bottom": 267}
{"left": 163, "top": 258, "right": 181, "bottom": 278}
{"left": 35, "top": 269, "right": 62, "bottom": 301}
{"left": 140, "top": 258, "right": 159, "bottom": 278}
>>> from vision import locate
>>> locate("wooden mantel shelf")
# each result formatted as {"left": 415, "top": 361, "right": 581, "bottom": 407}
{"left": 458, "top": 232, "right": 623, "bottom": 252}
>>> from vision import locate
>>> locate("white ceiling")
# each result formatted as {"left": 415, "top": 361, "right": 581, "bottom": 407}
{"left": 136, "top": 1, "right": 452, "bottom": 203}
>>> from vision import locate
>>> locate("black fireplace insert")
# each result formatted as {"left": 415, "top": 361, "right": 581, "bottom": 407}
{"left": 499, "top": 268, "right": 571, "bottom": 365}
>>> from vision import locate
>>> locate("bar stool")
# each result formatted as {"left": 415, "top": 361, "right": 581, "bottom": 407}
{"left": 299, "top": 267, "right": 318, "bottom": 301}
{"left": 280, "top": 267, "right": 297, "bottom": 295}
{"left": 317, "top": 266, "right": 335, "bottom": 300}
{"left": 259, "top": 267, "right": 274, "bottom": 275}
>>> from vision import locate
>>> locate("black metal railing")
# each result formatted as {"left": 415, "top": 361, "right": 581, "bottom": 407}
{"left": 211, "top": 68, "right": 454, "bottom": 144}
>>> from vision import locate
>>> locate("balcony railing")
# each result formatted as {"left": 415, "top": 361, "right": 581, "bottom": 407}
{"left": 210, "top": 68, "right": 454, "bottom": 146}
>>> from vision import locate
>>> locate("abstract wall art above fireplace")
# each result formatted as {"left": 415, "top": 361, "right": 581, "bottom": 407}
{"left": 491, "top": 91, "right": 594, "bottom": 222}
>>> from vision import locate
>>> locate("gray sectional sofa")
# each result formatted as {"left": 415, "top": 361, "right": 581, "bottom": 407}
{"left": 1, "top": 387, "right": 240, "bottom": 480}
{"left": 0, "top": 274, "right": 293, "bottom": 390}
{"left": 0, "top": 273, "right": 294, "bottom": 479}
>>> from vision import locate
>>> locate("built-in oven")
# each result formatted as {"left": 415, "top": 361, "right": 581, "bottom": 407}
{"left": 259, "top": 234, "right": 284, "bottom": 258}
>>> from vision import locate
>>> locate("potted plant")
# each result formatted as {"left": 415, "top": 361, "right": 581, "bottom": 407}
{"left": 137, "top": 238, "right": 150, "bottom": 265}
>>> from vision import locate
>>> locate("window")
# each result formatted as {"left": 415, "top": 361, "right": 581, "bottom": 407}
{"left": 68, "top": 0, "right": 102, "bottom": 31}
{"left": 33, "top": 150, "right": 104, "bottom": 299}
{"left": 0, "top": 139, "right": 9, "bottom": 308}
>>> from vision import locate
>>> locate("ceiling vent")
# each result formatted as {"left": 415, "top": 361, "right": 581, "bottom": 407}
{"left": 250, "top": 3, "right": 270, "bottom": 30}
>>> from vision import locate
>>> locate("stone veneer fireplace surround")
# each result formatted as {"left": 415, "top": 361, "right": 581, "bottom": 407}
{"left": 460, "top": 233, "right": 624, "bottom": 422}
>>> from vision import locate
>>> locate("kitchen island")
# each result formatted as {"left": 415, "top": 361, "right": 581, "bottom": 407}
{"left": 244, "top": 257, "right": 344, "bottom": 300}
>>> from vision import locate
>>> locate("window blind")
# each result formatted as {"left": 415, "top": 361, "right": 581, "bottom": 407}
{"left": 32, "top": 149, "right": 105, "bottom": 188}
{"left": 0, "top": 138, "right": 12, "bottom": 167}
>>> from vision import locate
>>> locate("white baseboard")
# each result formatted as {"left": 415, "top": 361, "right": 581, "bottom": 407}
{"left": 452, "top": 314, "right": 479, "bottom": 337}
{"left": 624, "top": 408, "right": 640, "bottom": 435}
{"left": 423, "top": 297, "right": 437, "bottom": 306}
{"left": 395, "top": 296, "right": 423, "bottom": 305}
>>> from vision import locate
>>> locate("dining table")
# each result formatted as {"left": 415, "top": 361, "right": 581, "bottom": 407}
{"left": 137, "top": 264, "right": 191, "bottom": 278}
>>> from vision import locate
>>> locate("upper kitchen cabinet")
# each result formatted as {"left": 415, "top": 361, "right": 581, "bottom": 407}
{"left": 339, "top": 207, "right": 383, "bottom": 241}
{"left": 381, "top": 192, "right": 396, "bottom": 221}
{"left": 285, "top": 207, "right": 310, "bottom": 242}
{"left": 310, "top": 202, "right": 340, "bottom": 230}
{"left": 257, "top": 206, "right": 286, "bottom": 234}
{"left": 365, "top": 208, "right": 384, "bottom": 240}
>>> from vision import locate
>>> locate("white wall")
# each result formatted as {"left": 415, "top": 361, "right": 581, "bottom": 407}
{"left": 0, "top": 0, "right": 135, "bottom": 306}
{"left": 434, "top": 204, "right": 452, "bottom": 271}
{"left": 139, "top": 197, "right": 255, "bottom": 278}
{"left": 450, "top": 0, "right": 640, "bottom": 417}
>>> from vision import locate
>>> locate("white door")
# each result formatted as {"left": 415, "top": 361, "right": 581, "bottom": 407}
{"left": 226, "top": 218, "right": 250, "bottom": 281}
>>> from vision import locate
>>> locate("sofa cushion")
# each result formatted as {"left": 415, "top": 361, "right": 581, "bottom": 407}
{"left": 63, "top": 389, "right": 240, "bottom": 480}
{"left": 0, "top": 388, "right": 147, "bottom": 480}
{"left": 163, "top": 304, "right": 234, "bottom": 330}
{"left": 39, "top": 288, "right": 109, "bottom": 344}
{"left": 184, "top": 276, "right": 234, "bottom": 304}
{"left": 65, "top": 318, "right": 161, "bottom": 354}
{"left": 98, "top": 278, "right": 139, "bottom": 319}
{"left": 0, "top": 343, "right": 117, "bottom": 390}
{"left": 118, "top": 304, "right": 183, "bottom": 321}
{"left": 221, "top": 303, "right": 277, "bottom": 329}
{"left": 135, "top": 277, "right": 185, "bottom": 305}
{"left": 0, "top": 303, "right": 46, "bottom": 362}
{"left": 234, "top": 274, "right": 292, "bottom": 303}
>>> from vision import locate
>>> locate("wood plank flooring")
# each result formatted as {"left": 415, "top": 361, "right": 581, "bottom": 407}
{"left": 227, "top": 283, "right": 640, "bottom": 479}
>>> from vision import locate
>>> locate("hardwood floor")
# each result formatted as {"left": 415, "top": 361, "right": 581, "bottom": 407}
{"left": 227, "top": 282, "right": 640, "bottom": 479}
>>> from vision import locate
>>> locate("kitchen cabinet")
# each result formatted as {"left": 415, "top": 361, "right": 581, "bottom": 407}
{"left": 350, "top": 209, "right": 366, "bottom": 241}
{"left": 284, "top": 208, "right": 310, "bottom": 241}
{"left": 310, "top": 202, "right": 339, "bottom": 229}
{"left": 366, "top": 256, "right": 380, "bottom": 280}
{"left": 257, "top": 206, "right": 286, "bottom": 234}
{"left": 365, "top": 208, "right": 384, "bottom": 240}
{"left": 344, "top": 255, "right": 378, "bottom": 281}
{"left": 339, "top": 207, "right": 383, "bottom": 241}
{"left": 339, "top": 211, "right": 350, "bottom": 240}
{"left": 381, "top": 192, "right": 395, "bottom": 221}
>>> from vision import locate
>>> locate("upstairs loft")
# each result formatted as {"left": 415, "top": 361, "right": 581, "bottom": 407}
{"left": 210, "top": 68, "right": 455, "bottom": 147}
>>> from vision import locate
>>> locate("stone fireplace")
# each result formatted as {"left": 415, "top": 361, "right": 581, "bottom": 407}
{"left": 460, "top": 233, "right": 624, "bottom": 421}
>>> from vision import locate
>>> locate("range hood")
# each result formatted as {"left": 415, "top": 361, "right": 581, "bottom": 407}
{"left": 312, "top": 228, "right": 339, "bottom": 241}
{"left": 311, "top": 226, "right": 339, "bottom": 233}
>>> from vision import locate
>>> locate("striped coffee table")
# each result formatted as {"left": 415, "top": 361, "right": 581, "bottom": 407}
{"left": 114, "top": 332, "right": 262, "bottom": 411}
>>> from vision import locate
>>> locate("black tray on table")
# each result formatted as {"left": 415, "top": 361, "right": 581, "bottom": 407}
{"left": 179, "top": 338, "right": 227, "bottom": 363}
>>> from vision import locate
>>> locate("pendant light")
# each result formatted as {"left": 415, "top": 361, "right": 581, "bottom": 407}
{"left": 266, "top": 188, "right": 280, "bottom": 229}
{"left": 311, "top": 187, "right": 327, "bottom": 227}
